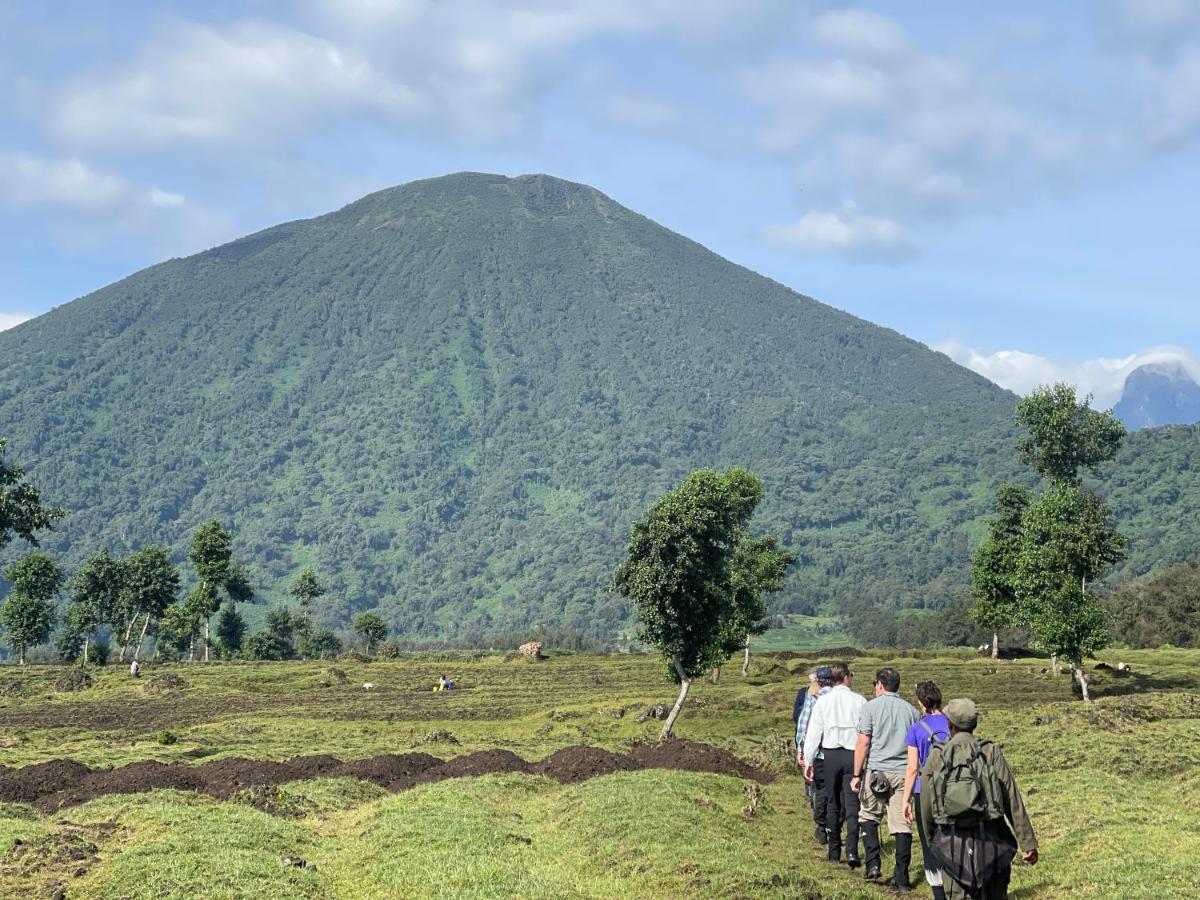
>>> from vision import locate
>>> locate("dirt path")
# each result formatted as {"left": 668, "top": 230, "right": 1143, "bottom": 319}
{"left": 0, "top": 740, "right": 773, "bottom": 812}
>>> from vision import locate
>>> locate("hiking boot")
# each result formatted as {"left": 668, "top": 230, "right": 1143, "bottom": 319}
{"left": 845, "top": 848, "right": 861, "bottom": 869}
{"left": 860, "top": 821, "right": 881, "bottom": 878}
{"left": 815, "top": 825, "right": 828, "bottom": 845}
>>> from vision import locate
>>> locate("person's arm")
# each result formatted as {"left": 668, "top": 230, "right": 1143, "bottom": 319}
{"left": 901, "top": 745, "right": 919, "bottom": 823}
{"left": 795, "top": 693, "right": 815, "bottom": 764}
{"left": 989, "top": 745, "right": 1039, "bottom": 861}
{"left": 851, "top": 732, "right": 871, "bottom": 792}
{"left": 802, "top": 697, "right": 824, "bottom": 766}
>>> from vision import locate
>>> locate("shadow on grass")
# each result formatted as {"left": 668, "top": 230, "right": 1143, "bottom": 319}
{"left": 1087, "top": 670, "right": 1199, "bottom": 698}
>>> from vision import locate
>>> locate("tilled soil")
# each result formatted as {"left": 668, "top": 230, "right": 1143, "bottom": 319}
{"left": 0, "top": 740, "right": 772, "bottom": 812}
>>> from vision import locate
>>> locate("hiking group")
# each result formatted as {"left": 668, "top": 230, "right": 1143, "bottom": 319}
{"left": 795, "top": 663, "right": 1038, "bottom": 899}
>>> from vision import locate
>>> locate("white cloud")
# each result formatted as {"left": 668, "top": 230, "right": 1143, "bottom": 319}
{"left": 765, "top": 205, "right": 914, "bottom": 263}
{"left": 810, "top": 8, "right": 913, "bottom": 64}
{"left": 51, "top": 3, "right": 763, "bottom": 151}
{"left": 0, "top": 152, "right": 231, "bottom": 253}
{"left": 0, "top": 313, "right": 32, "bottom": 332}
{"left": 742, "top": 9, "right": 1071, "bottom": 250}
{"left": 53, "top": 22, "right": 424, "bottom": 150}
{"left": 936, "top": 339, "right": 1200, "bottom": 409}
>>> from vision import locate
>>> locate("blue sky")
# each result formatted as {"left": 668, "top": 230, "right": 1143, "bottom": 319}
{"left": 2, "top": 1, "right": 1198, "bottom": 407}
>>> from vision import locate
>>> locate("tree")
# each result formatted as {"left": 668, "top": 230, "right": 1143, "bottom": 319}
{"left": 0, "top": 438, "right": 64, "bottom": 550}
{"left": 0, "top": 553, "right": 62, "bottom": 664}
{"left": 1015, "top": 483, "right": 1125, "bottom": 699}
{"left": 971, "top": 484, "right": 1032, "bottom": 659}
{"left": 62, "top": 548, "right": 124, "bottom": 664}
{"left": 119, "top": 547, "right": 180, "bottom": 662}
{"left": 1015, "top": 384, "right": 1124, "bottom": 484}
{"left": 245, "top": 608, "right": 297, "bottom": 661}
{"left": 353, "top": 612, "right": 388, "bottom": 655}
{"left": 188, "top": 521, "right": 253, "bottom": 661}
{"left": 1105, "top": 559, "right": 1200, "bottom": 648}
{"left": 215, "top": 603, "right": 246, "bottom": 657}
{"left": 298, "top": 627, "right": 341, "bottom": 660}
{"left": 611, "top": 467, "right": 778, "bottom": 738}
{"left": 290, "top": 568, "right": 325, "bottom": 616}
{"left": 1009, "top": 384, "right": 1126, "bottom": 700}
{"left": 726, "top": 535, "right": 795, "bottom": 676}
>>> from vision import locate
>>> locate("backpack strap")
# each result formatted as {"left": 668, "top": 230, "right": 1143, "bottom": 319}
{"left": 918, "top": 719, "right": 937, "bottom": 740}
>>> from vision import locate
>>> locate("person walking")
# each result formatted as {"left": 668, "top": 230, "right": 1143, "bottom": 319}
{"left": 851, "top": 667, "right": 918, "bottom": 889}
{"left": 803, "top": 662, "right": 866, "bottom": 866}
{"left": 902, "top": 681, "right": 951, "bottom": 899}
{"left": 796, "top": 666, "right": 835, "bottom": 844}
{"left": 918, "top": 699, "right": 1038, "bottom": 899}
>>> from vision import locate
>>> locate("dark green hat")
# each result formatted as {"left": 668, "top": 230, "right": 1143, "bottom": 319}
{"left": 944, "top": 698, "right": 979, "bottom": 731}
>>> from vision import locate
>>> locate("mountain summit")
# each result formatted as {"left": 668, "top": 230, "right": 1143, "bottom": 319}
{"left": 1114, "top": 361, "right": 1200, "bottom": 430}
{"left": 0, "top": 172, "right": 1031, "bottom": 635}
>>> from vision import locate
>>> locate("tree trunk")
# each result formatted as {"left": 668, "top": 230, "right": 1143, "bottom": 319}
{"left": 710, "top": 667, "right": 720, "bottom": 684}
{"left": 119, "top": 615, "right": 138, "bottom": 663}
{"left": 1073, "top": 664, "right": 1091, "bottom": 702}
{"left": 741, "top": 633, "right": 751, "bottom": 676}
{"left": 204, "top": 619, "right": 211, "bottom": 663}
{"left": 991, "top": 631, "right": 999, "bottom": 660}
{"left": 1051, "top": 653, "right": 1061, "bottom": 676}
{"left": 133, "top": 614, "right": 151, "bottom": 661}
{"left": 19, "top": 646, "right": 25, "bottom": 665}
{"left": 83, "top": 635, "right": 90, "bottom": 666}
{"left": 188, "top": 632, "right": 196, "bottom": 662}
{"left": 661, "top": 658, "right": 693, "bottom": 741}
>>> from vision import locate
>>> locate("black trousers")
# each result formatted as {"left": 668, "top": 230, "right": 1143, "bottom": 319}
{"left": 821, "top": 747, "right": 860, "bottom": 852}
{"left": 811, "top": 755, "right": 828, "bottom": 828}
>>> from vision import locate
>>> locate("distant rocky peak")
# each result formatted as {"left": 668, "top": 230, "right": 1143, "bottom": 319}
{"left": 1114, "top": 360, "right": 1200, "bottom": 430}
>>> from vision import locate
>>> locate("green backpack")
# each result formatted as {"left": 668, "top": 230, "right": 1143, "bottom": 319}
{"left": 928, "top": 736, "right": 1006, "bottom": 826}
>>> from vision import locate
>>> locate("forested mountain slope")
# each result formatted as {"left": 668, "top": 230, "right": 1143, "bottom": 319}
{"left": 0, "top": 173, "right": 1192, "bottom": 637}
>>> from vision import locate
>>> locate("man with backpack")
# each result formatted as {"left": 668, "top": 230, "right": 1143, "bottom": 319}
{"left": 918, "top": 699, "right": 1038, "bottom": 899}
{"left": 850, "top": 667, "right": 918, "bottom": 890}
{"left": 796, "top": 666, "right": 835, "bottom": 844}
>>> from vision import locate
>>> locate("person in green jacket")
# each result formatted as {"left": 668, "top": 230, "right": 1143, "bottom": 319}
{"left": 918, "top": 699, "right": 1038, "bottom": 900}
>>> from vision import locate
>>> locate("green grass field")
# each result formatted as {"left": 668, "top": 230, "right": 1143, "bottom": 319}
{"left": 0, "top": 647, "right": 1197, "bottom": 898}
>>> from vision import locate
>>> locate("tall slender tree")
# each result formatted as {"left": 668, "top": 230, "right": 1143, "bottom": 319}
{"left": 0, "top": 553, "right": 62, "bottom": 664}
{"left": 1009, "top": 384, "right": 1126, "bottom": 700}
{"left": 62, "top": 548, "right": 124, "bottom": 664}
{"left": 119, "top": 547, "right": 180, "bottom": 662}
{"left": 188, "top": 521, "right": 253, "bottom": 661}
{"left": 971, "top": 484, "right": 1032, "bottom": 659}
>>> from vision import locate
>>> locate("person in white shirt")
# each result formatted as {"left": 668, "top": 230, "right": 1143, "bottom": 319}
{"left": 803, "top": 661, "right": 867, "bottom": 866}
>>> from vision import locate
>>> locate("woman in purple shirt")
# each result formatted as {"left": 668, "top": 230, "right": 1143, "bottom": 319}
{"left": 902, "top": 681, "right": 951, "bottom": 900}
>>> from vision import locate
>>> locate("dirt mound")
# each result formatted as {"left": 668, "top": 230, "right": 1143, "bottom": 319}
{"left": 0, "top": 742, "right": 769, "bottom": 810}
{"left": 628, "top": 740, "right": 774, "bottom": 782}
{"left": 433, "top": 749, "right": 533, "bottom": 779}
{"left": 333, "top": 753, "right": 441, "bottom": 788}
{"left": 0, "top": 760, "right": 93, "bottom": 804}
{"left": 54, "top": 669, "right": 93, "bottom": 692}
{"left": 144, "top": 674, "right": 187, "bottom": 695}
{"left": 537, "top": 746, "right": 631, "bottom": 783}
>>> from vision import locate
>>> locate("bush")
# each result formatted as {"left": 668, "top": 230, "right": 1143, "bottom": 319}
{"left": 298, "top": 628, "right": 342, "bottom": 660}
{"left": 90, "top": 640, "right": 111, "bottom": 665}
{"left": 377, "top": 640, "right": 401, "bottom": 659}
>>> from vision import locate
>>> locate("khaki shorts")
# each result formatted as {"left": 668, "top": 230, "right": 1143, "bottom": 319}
{"left": 858, "top": 769, "right": 911, "bottom": 834}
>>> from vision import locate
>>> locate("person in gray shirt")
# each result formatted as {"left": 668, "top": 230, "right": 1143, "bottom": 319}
{"left": 851, "top": 667, "right": 918, "bottom": 889}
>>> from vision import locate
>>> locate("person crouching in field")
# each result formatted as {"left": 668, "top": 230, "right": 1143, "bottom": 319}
{"left": 918, "top": 699, "right": 1038, "bottom": 900}
{"left": 851, "top": 667, "right": 918, "bottom": 889}
{"left": 802, "top": 662, "right": 866, "bottom": 866}
{"left": 795, "top": 666, "right": 835, "bottom": 844}
{"left": 902, "top": 681, "right": 951, "bottom": 899}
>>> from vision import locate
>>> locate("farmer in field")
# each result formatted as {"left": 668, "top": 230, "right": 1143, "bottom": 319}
{"left": 802, "top": 662, "right": 866, "bottom": 866}
{"left": 918, "top": 699, "right": 1038, "bottom": 900}
{"left": 795, "top": 665, "right": 835, "bottom": 844}
{"left": 902, "top": 681, "right": 951, "bottom": 900}
{"left": 851, "top": 667, "right": 918, "bottom": 888}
